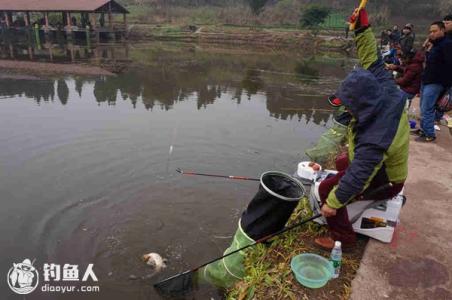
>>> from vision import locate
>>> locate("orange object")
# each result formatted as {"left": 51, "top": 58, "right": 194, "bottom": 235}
{"left": 369, "top": 216, "right": 385, "bottom": 223}
{"left": 349, "top": 0, "right": 369, "bottom": 30}
{"left": 312, "top": 164, "right": 321, "bottom": 171}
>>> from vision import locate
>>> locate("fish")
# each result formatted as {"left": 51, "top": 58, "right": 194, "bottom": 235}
{"left": 142, "top": 253, "right": 167, "bottom": 273}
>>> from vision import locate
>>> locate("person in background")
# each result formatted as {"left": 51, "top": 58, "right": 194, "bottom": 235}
{"left": 387, "top": 49, "right": 424, "bottom": 107}
{"left": 413, "top": 21, "right": 452, "bottom": 142}
{"left": 438, "top": 15, "right": 452, "bottom": 126}
{"left": 390, "top": 25, "right": 401, "bottom": 44}
{"left": 400, "top": 25, "right": 415, "bottom": 54}
{"left": 383, "top": 43, "right": 401, "bottom": 65}
{"left": 405, "top": 23, "right": 416, "bottom": 40}
{"left": 380, "top": 29, "right": 391, "bottom": 49}
{"left": 314, "top": 8, "right": 408, "bottom": 250}
{"left": 444, "top": 15, "right": 452, "bottom": 38}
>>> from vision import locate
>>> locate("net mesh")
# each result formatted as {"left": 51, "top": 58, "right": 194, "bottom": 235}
{"left": 305, "top": 117, "right": 348, "bottom": 164}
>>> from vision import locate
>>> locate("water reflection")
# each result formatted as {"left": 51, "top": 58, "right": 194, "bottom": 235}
{"left": 0, "top": 40, "right": 129, "bottom": 65}
{"left": 0, "top": 77, "right": 55, "bottom": 102}
{"left": 0, "top": 74, "right": 336, "bottom": 126}
{"left": 0, "top": 41, "right": 351, "bottom": 125}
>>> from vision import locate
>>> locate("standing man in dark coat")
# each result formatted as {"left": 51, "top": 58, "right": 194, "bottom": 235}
{"left": 413, "top": 21, "right": 452, "bottom": 142}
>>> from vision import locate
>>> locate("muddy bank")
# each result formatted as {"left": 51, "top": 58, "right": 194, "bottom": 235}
{"left": 128, "top": 25, "right": 353, "bottom": 52}
{"left": 0, "top": 60, "right": 115, "bottom": 77}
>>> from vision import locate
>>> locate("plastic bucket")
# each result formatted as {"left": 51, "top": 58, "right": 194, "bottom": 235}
{"left": 240, "top": 171, "right": 306, "bottom": 240}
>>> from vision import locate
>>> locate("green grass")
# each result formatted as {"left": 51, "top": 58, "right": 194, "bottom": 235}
{"left": 226, "top": 197, "right": 366, "bottom": 300}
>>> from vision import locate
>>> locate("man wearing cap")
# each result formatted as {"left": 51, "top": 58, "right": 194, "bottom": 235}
{"left": 400, "top": 25, "right": 415, "bottom": 54}
{"left": 406, "top": 23, "right": 416, "bottom": 41}
{"left": 314, "top": 8, "right": 409, "bottom": 250}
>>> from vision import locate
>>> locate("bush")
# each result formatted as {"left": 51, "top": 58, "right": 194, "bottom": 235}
{"left": 246, "top": 0, "right": 269, "bottom": 16}
{"left": 299, "top": 5, "right": 331, "bottom": 28}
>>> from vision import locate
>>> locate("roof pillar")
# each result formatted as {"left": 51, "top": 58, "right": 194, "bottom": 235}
{"left": 108, "top": 3, "right": 113, "bottom": 31}
{"left": 66, "top": 12, "right": 71, "bottom": 32}
{"left": 24, "top": 12, "right": 30, "bottom": 26}
{"left": 44, "top": 12, "right": 49, "bottom": 32}
{"left": 4, "top": 12, "right": 10, "bottom": 28}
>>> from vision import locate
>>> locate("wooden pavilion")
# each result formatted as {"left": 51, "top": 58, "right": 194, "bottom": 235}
{"left": 0, "top": 0, "right": 129, "bottom": 40}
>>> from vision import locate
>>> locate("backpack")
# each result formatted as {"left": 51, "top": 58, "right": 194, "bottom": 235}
{"left": 436, "top": 88, "right": 452, "bottom": 113}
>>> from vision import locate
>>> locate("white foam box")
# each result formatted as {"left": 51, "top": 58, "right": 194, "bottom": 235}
{"left": 309, "top": 176, "right": 404, "bottom": 243}
{"left": 349, "top": 195, "right": 404, "bottom": 243}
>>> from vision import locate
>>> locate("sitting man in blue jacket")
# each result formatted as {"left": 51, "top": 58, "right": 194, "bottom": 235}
{"left": 314, "top": 8, "right": 409, "bottom": 250}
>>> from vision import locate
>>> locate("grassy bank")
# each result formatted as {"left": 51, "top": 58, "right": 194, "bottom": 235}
{"left": 122, "top": 2, "right": 439, "bottom": 29}
{"left": 123, "top": 2, "right": 353, "bottom": 49}
{"left": 124, "top": 3, "right": 337, "bottom": 28}
{"left": 128, "top": 24, "right": 352, "bottom": 51}
{"left": 226, "top": 198, "right": 368, "bottom": 300}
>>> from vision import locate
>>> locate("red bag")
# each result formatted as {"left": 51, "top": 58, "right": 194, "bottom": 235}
{"left": 436, "top": 88, "right": 452, "bottom": 112}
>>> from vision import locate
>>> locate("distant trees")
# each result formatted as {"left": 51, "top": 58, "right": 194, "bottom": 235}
{"left": 299, "top": 5, "right": 331, "bottom": 28}
{"left": 246, "top": 0, "right": 269, "bottom": 15}
{"left": 438, "top": 0, "right": 452, "bottom": 15}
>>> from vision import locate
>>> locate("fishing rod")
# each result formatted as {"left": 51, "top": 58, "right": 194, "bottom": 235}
{"left": 154, "top": 182, "right": 393, "bottom": 294}
{"left": 176, "top": 168, "right": 260, "bottom": 181}
{"left": 280, "top": 107, "right": 335, "bottom": 112}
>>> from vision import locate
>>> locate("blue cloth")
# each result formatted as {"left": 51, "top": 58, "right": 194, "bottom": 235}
{"left": 420, "top": 84, "right": 445, "bottom": 137}
{"left": 382, "top": 48, "right": 400, "bottom": 65}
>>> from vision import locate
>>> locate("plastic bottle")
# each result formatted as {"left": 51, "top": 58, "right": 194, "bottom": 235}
{"left": 408, "top": 106, "right": 417, "bottom": 129}
{"left": 408, "top": 106, "right": 417, "bottom": 118}
{"left": 330, "top": 241, "right": 342, "bottom": 279}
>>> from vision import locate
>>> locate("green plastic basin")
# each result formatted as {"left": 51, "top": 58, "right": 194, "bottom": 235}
{"left": 290, "top": 253, "right": 333, "bottom": 289}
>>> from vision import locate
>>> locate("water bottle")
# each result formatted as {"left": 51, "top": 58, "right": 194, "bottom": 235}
{"left": 408, "top": 107, "right": 417, "bottom": 129}
{"left": 408, "top": 106, "right": 417, "bottom": 119}
{"left": 330, "top": 241, "right": 342, "bottom": 279}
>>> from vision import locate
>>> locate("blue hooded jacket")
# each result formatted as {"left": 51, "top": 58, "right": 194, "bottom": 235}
{"left": 326, "top": 28, "right": 409, "bottom": 208}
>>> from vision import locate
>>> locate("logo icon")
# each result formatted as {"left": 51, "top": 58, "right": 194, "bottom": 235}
{"left": 7, "top": 259, "right": 39, "bottom": 295}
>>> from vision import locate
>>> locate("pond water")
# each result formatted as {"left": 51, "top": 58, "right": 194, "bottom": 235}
{"left": 0, "top": 41, "right": 353, "bottom": 299}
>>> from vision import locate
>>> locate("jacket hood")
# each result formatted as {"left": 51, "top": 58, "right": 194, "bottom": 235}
{"left": 336, "top": 69, "right": 383, "bottom": 125}
{"left": 335, "top": 68, "right": 405, "bottom": 147}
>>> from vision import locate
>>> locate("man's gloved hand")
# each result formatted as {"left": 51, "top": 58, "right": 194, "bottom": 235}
{"left": 349, "top": 8, "right": 370, "bottom": 33}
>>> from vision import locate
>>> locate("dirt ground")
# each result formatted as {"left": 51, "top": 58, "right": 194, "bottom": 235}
{"left": 0, "top": 60, "right": 114, "bottom": 77}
